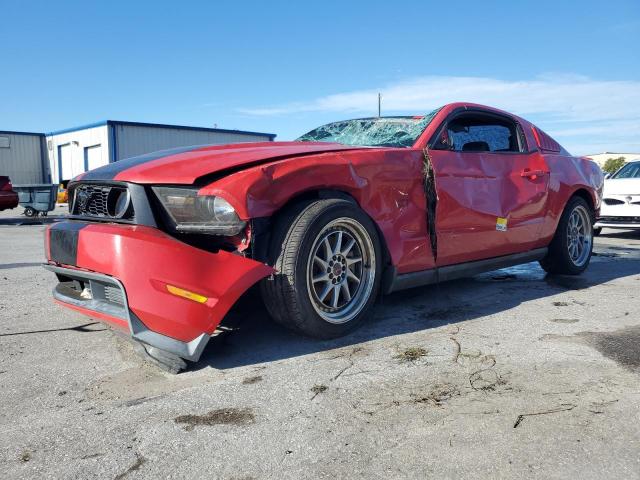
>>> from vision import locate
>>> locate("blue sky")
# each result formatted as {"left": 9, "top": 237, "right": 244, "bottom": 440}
{"left": 1, "top": 0, "right": 638, "bottom": 154}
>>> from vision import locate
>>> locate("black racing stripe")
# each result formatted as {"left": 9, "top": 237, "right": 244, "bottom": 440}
{"left": 81, "top": 145, "right": 205, "bottom": 180}
{"left": 49, "top": 222, "right": 87, "bottom": 266}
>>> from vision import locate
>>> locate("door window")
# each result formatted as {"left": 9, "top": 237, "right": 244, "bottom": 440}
{"left": 442, "top": 113, "right": 524, "bottom": 153}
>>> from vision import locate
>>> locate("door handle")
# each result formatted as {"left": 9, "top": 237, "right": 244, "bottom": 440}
{"left": 521, "top": 169, "right": 547, "bottom": 179}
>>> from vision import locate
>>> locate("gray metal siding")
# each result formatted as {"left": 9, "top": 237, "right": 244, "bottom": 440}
{"left": 0, "top": 133, "right": 47, "bottom": 184}
{"left": 114, "top": 125, "right": 272, "bottom": 161}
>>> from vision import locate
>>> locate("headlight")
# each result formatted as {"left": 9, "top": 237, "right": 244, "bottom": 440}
{"left": 152, "top": 187, "right": 246, "bottom": 235}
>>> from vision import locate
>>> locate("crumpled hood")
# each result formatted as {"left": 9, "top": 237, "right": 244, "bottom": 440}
{"left": 603, "top": 178, "right": 640, "bottom": 196}
{"left": 79, "top": 141, "right": 367, "bottom": 184}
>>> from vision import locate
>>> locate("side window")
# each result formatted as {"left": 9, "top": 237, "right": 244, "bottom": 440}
{"left": 444, "top": 114, "right": 522, "bottom": 153}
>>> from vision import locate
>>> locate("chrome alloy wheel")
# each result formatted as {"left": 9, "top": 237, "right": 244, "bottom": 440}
{"left": 567, "top": 205, "right": 593, "bottom": 267}
{"left": 306, "top": 218, "right": 376, "bottom": 324}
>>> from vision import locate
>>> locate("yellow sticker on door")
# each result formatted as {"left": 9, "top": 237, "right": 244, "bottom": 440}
{"left": 496, "top": 217, "right": 508, "bottom": 232}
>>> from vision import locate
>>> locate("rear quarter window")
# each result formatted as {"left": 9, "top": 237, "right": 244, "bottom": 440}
{"left": 531, "top": 127, "right": 561, "bottom": 153}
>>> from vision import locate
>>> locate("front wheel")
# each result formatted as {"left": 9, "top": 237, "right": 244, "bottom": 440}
{"left": 540, "top": 196, "right": 594, "bottom": 275}
{"left": 261, "top": 198, "right": 382, "bottom": 338}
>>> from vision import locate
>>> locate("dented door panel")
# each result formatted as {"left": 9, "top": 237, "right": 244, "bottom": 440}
{"left": 429, "top": 150, "right": 550, "bottom": 266}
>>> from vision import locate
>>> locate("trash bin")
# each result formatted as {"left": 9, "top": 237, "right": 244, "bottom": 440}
{"left": 13, "top": 184, "right": 58, "bottom": 217}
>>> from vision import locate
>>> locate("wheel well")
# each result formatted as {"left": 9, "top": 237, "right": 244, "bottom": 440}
{"left": 257, "top": 189, "right": 393, "bottom": 270}
{"left": 571, "top": 188, "right": 595, "bottom": 218}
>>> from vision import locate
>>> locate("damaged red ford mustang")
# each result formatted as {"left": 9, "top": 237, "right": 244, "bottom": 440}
{"left": 44, "top": 103, "right": 603, "bottom": 370}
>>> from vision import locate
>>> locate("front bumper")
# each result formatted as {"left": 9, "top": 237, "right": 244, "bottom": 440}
{"left": 594, "top": 218, "right": 640, "bottom": 229}
{"left": 596, "top": 200, "right": 640, "bottom": 229}
{"left": 44, "top": 221, "right": 273, "bottom": 361}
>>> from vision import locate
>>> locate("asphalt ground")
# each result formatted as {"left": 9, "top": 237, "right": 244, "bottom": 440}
{"left": 1, "top": 224, "right": 639, "bottom": 479}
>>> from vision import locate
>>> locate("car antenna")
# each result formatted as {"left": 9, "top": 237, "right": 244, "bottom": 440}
{"left": 378, "top": 93, "right": 382, "bottom": 117}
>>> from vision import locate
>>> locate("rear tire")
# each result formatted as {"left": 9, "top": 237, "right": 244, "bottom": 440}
{"left": 261, "top": 198, "right": 382, "bottom": 339}
{"left": 24, "top": 207, "right": 36, "bottom": 217}
{"left": 539, "top": 196, "right": 594, "bottom": 275}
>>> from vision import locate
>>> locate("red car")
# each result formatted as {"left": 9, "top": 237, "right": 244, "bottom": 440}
{"left": 0, "top": 176, "right": 19, "bottom": 211}
{"left": 44, "top": 103, "right": 603, "bottom": 371}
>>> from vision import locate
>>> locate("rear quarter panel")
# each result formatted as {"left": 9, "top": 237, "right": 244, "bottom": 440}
{"left": 539, "top": 154, "right": 603, "bottom": 242}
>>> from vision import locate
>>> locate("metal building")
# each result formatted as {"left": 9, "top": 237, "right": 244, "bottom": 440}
{"left": 46, "top": 121, "right": 276, "bottom": 183}
{"left": 0, "top": 131, "right": 49, "bottom": 184}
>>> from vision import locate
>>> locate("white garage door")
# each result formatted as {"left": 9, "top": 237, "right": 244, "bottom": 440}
{"left": 85, "top": 144, "right": 104, "bottom": 171}
{"left": 58, "top": 144, "right": 85, "bottom": 181}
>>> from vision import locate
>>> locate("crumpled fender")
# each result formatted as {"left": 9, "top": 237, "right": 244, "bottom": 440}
{"left": 200, "top": 149, "right": 437, "bottom": 274}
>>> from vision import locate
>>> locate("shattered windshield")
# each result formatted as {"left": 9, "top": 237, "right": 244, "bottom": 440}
{"left": 296, "top": 108, "right": 441, "bottom": 148}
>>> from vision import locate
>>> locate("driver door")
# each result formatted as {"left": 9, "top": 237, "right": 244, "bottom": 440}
{"left": 428, "top": 110, "right": 549, "bottom": 266}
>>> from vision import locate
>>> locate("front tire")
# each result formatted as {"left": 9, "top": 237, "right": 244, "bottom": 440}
{"left": 540, "top": 196, "right": 594, "bottom": 275}
{"left": 261, "top": 198, "right": 382, "bottom": 338}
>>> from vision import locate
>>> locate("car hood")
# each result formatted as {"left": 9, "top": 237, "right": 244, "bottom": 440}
{"left": 603, "top": 178, "right": 640, "bottom": 196}
{"left": 78, "top": 141, "right": 368, "bottom": 184}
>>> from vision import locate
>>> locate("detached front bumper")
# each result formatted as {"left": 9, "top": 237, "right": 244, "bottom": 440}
{"left": 44, "top": 221, "right": 273, "bottom": 361}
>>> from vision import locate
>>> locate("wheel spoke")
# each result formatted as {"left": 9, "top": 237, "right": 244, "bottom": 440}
{"left": 323, "top": 238, "right": 332, "bottom": 260}
{"left": 314, "top": 256, "right": 328, "bottom": 270}
{"left": 334, "top": 231, "right": 343, "bottom": 255}
{"left": 342, "top": 238, "right": 356, "bottom": 256}
{"left": 331, "top": 286, "right": 340, "bottom": 308}
{"left": 346, "top": 267, "right": 360, "bottom": 283}
{"left": 313, "top": 273, "right": 329, "bottom": 283}
{"left": 347, "top": 256, "right": 362, "bottom": 266}
{"left": 341, "top": 282, "right": 351, "bottom": 302}
{"left": 319, "top": 283, "right": 332, "bottom": 301}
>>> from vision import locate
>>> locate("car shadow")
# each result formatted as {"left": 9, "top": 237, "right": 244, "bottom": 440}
{"left": 192, "top": 243, "right": 640, "bottom": 372}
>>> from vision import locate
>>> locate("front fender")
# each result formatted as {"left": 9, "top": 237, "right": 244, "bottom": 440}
{"left": 199, "top": 149, "right": 437, "bottom": 274}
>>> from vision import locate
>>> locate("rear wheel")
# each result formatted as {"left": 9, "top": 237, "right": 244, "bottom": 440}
{"left": 24, "top": 207, "right": 36, "bottom": 217}
{"left": 261, "top": 198, "right": 381, "bottom": 338}
{"left": 540, "top": 196, "right": 594, "bottom": 275}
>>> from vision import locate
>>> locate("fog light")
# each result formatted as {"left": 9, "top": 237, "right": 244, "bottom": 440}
{"left": 166, "top": 284, "right": 208, "bottom": 304}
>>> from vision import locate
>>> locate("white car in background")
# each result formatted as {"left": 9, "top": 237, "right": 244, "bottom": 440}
{"left": 595, "top": 159, "right": 640, "bottom": 234}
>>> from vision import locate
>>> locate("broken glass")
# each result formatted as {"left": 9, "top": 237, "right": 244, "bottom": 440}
{"left": 296, "top": 108, "right": 441, "bottom": 148}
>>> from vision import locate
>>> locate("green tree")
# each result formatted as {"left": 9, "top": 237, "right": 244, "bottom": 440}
{"left": 602, "top": 157, "right": 626, "bottom": 174}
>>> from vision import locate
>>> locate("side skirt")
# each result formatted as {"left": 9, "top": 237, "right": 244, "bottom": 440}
{"left": 384, "top": 248, "right": 548, "bottom": 294}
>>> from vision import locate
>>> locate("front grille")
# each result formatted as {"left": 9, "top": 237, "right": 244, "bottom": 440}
{"left": 70, "top": 184, "right": 133, "bottom": 220}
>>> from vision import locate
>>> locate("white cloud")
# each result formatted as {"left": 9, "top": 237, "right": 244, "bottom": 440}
{"left": 239, "top": 74, "right": 640, "bottom": 120}
{"left": 238, "top": 74, "right": 640, "bottom": 154}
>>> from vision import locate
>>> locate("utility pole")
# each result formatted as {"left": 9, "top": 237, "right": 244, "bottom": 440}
{"left": 378, "top": 93, "right": 382, "bottom": 117}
